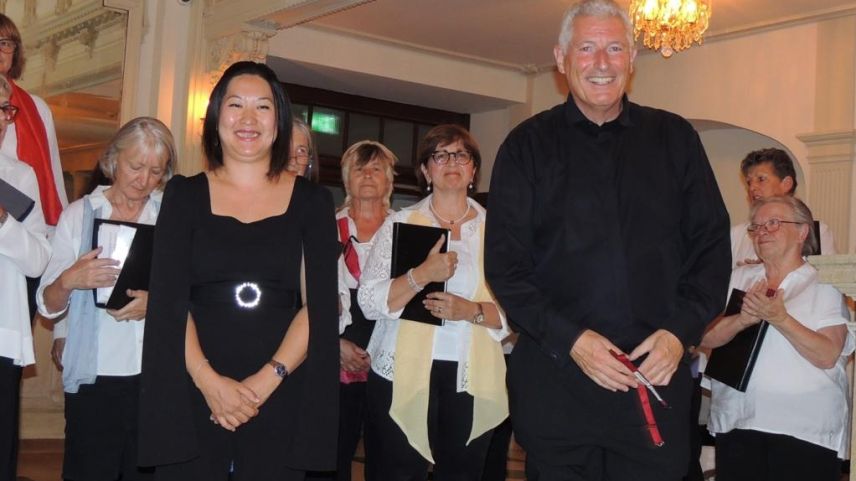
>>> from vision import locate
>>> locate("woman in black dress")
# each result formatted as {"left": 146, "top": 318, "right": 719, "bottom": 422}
{"left": 139, "top": 61, "right": 339, "bottom": 481}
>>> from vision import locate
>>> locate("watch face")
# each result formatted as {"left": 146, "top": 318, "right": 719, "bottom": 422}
{"left": 274, "top": 364, "right": 286, "bottom": 377}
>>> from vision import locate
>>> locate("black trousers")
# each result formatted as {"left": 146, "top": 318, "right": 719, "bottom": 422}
{"left": 307, "top": 380, "right": 369, "bottom": 481}
{"left": 508, "top": 338, "right": 691, "bottom": 481}
{"left": 0, "top": 357, "right": 22, "bottom": 481}
{"left": 682, "top": 375, "right": 704, "bottom": 481}
{"left": 480, "top": 417, "right": 512, "bottom": 481}
{"left": 715, "top": 429, "right": 840, "bottom": 481}
{"left": 63, "top": 376, "right": 153, "bottom": 481}
{"left": 364, "top": 362, "right": 493, "bottom": 481}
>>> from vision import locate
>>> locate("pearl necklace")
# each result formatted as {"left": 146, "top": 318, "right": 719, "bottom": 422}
{"left": 429, "top": 199, "right": 471, "bottom": 225}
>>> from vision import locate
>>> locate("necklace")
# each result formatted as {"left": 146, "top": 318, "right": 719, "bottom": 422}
{"left": 429, "top": 199, "right": 471, "bottom": 225}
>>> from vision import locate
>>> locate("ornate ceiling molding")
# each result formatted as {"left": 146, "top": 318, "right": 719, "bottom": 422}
{"left": 22, "top": 1, "right": 124, "bottom": 57}
{"left": 207, "top": 28, "right": 277, "bottom": 85}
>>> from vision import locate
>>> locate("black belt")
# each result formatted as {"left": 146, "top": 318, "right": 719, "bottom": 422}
{"left": 190, "top": 281, "right": 300, "bottom": 310}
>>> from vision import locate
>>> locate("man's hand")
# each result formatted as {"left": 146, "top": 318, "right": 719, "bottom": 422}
{"left": 570, "top": 329, "right": 637, "bottom": 392}
{"left": 629, "top": 329, "right": 683, "bottom": 386}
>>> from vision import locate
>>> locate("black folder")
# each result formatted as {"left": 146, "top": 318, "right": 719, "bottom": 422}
{"left": 705, "top": 288, "right": 770, "bottom": 392}
{"left": 390, "top": 222, "right": 450, "bottom": 326}
{"left": 91, "top": 219, "right": 155, "bottom": 310}
{"left": 0, "top": 177, "right": 35, "bottom": 222}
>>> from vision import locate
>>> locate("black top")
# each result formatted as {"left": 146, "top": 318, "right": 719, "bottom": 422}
{"left": 485, "top": 95, "right": 731, "bottom": 368}
{"left": 138, "top": 173, "right": 339, "bottom": 471}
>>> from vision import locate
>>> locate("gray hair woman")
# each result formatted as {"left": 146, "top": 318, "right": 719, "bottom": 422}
{"left": 287, "top": 118, "right": 319, "bottom": 181}
{"left": 702, "top": 196, "right": 853, "bottom": 481}
{"left": 37, "top": 116, "right": 175, "bottom": 481}
{"left": 0, "top": 72, "right": 50, "bottom": 481}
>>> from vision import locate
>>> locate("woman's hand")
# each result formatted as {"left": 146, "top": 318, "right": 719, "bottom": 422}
{"left": 60, "top": 247, "right": 121, "bottom": 290}
{"left": 193, "top": 364, "right": 260, "bottom": 431}
{"left": 106, "top": 289, "right": 148, "bottom": 321}
{"left": 741, "top": 280, "right": 787, "bottom": 325}
{"left": 413, "top": 236, "right": 457, "bottom": 285}
{"left": 241, "top": 367, "right": 283, "bottom": 410}
{"left": 423, "top": 292, "right": 478, "bottom": 321}
{"left": 340, "top": 339, "right": 370, "bottom": 373}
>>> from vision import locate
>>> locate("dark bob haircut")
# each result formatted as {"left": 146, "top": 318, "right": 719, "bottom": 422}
{"left": 416, "top": 124, "right": 481, "bottom": 193}
{"left": 740, "top": 148, "right": 797, "bottom": 195}
{"left": 202, "top": 61, "right": 292, "bottom": 179}
{"left": 0, "top": 14, "right": 25, "bottom": 80}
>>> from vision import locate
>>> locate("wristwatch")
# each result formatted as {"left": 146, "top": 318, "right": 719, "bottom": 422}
{"left": 268, "top": 359, "right": 289, "bottom": 379}
{"left": 472, "top": 303, "right": 485, "bottom": 325}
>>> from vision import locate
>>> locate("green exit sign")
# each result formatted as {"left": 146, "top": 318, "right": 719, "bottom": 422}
{"left": 311, "top": 112, "right": 340, "bottom": 135}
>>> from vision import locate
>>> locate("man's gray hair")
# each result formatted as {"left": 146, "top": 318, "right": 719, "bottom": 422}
{"left": 557, "top": 0, "right": 635, "bottom": 55}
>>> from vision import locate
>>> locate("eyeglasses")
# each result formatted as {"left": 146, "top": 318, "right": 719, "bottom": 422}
{"left": 0, "top": 39, "right": 17, "bottom": 54}
{"left": 746, "top": 218, "right": 803, "bottom": 237}
{"left": 0, "top": 103, "right": 18, "bottom": 122}
{"left": 430, "top": 150, "right": 473, "bottom": 166}
{"left": 290, "top": 146, "right": 311, "bottom": 166}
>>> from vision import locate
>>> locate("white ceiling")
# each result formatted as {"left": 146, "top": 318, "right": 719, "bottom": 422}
{"left": 310, "top": 0, "right": 856, "bottom": 69}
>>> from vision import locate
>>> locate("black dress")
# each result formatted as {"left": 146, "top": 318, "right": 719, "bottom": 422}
{"left": 139, "top": 173, "right": 339, "bottom": 481}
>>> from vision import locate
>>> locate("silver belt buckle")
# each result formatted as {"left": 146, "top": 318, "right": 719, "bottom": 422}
{"left": 234, "top": 282, "right": 262, "bottom": 309}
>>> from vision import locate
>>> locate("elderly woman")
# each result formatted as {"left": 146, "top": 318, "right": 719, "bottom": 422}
{"left": 358, "top": 124, "right": 508, "bottom": 480}
{"left": 139, "top": 61, "right": 339, "bottom": 481}
{"left": 702, "top": 196, "right": 853, "bottom": 481}
{"left": 333, "top": 140, "right": 396, "bottom": 481}
{"left": 0, "top": 73, "right": 50, "bottom": 481}
{"left": 36, "top": 117, "right": 175, "bottom": 481}
{"left": 287, "top": 118, "right": 318, "bottom": 180}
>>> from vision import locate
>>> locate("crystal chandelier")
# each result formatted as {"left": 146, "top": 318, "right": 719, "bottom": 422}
{"left": 628, "top": 0, "right": 711, "bottom": 58}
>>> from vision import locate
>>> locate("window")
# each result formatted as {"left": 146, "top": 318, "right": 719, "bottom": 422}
{"left": 283, "top": 83, "right": 469, "bottom": 195}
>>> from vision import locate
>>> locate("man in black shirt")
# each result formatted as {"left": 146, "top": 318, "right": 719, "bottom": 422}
{"left": 484, "top": 1, "right": 731, "bottom": 479}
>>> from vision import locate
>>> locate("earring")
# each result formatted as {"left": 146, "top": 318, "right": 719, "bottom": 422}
{"left": 427, "top": 181, "right": 432, "bottom": 192}
{"left": 468, "top": 181, "right": 474, "bottom": 190}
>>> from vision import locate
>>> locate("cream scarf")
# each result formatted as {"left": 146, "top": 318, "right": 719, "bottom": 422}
{"left": 389, "top": 209, "right": 508, "bottom": 463}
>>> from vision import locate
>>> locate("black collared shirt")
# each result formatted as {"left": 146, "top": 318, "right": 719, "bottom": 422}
{"left": 485, "top": 95, "right": 731, "bottom": 368}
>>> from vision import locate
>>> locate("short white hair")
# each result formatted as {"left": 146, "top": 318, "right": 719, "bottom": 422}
{"left": 557, "top": 0, "right": 635, "bottom": 55}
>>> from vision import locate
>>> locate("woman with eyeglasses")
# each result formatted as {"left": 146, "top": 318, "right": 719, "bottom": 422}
{"left": 0, "top": 14, "right": 66, "bottom": 227}
{"left": 0, "top": 73, "right": 50, "bottom": 481}
{"left": 357, "top": 124, "right": 509, "bottom": 480}
{"left": 287, "top": 118, "right": 318, "bottom": 181}
{"left": 700, "top": 196, "right": 853, "bottom": 481}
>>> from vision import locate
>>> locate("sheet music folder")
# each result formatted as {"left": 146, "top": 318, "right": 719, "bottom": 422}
{"left": 91, "top": 219, "right": 155, "bottom": 310}
{"left": 705, "top": 288, "right": 770, "bottom": 392}
{"left": 0, "top": 177, "right": 35, "bottom": 222}
{"left": 390, "top": 222, "right": 449, "bottom": 326}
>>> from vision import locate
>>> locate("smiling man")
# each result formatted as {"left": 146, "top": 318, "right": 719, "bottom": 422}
{"left": 484, "top": 1, "right": 732, "bottom": 480}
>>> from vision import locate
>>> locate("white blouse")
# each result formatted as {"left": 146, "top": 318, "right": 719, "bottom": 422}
{"left": 358, "top": 196, "right": 509, "bottom": 388}
{"left": 336, "top": 208, "right": 392, "bottom": 335}
{"left": 708, "top": 262, "right": 854, "bottom": 458}
{"left": 37, "top": 185, "right": 162, "bottom": 376}
{"left": 0, "top": 153, "right": 50, "bottom": 366}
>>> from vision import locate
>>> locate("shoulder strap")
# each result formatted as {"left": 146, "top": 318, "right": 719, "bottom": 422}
{"left": 337, "top": 216, "right": 350, "bottom": 245}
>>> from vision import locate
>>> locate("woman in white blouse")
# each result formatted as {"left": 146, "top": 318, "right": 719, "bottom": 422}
{"left": 358, "top": 124, "right": 508, "bottom": 481}
{"left": 701, "top": 196, "right": 853, "bottom": 481}
{"left": 333, "top": 140, "right": 396, "bottom": 481}
{"left": 0, "top": 73, "right": 50, "bottom": 481}
{"left": 37, "top": 117, "right": 175, "bottom": 481}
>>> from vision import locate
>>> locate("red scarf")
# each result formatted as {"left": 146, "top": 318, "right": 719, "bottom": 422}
{"left": 10, "top": 80, "right": 62, "bottom": 225}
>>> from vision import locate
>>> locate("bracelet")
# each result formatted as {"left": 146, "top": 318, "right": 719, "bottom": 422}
{"left": 406, "top": 268, "right": 424, "bottom": 292}
{"left": 190, "top": 358, "right": 209, "bottom": 377}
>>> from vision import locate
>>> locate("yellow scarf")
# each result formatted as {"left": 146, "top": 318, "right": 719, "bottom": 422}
{"left": 389, "top": 209, "right": 508, "bottom": 463}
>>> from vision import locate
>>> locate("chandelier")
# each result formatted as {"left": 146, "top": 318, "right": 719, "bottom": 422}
{"left": 628, "top": 0, "right": 711, "bottom": 58}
